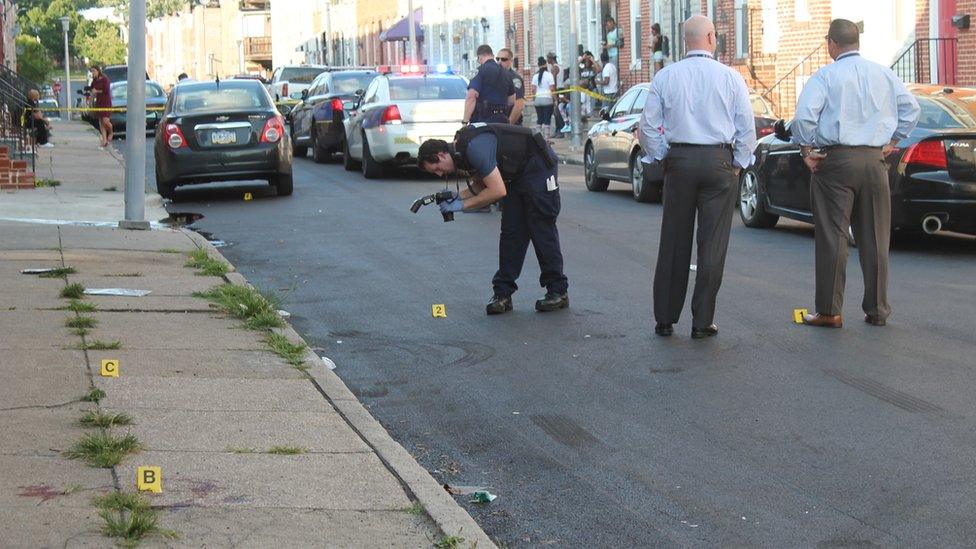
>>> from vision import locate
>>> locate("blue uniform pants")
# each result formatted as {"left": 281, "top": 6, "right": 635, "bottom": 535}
{"left": 491, "top": 149, "right": 569, "bottom": 297}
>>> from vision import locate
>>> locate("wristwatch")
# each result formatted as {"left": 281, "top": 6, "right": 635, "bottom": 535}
{"left": 799, "top": 146, "right": 813, "bottom": 158}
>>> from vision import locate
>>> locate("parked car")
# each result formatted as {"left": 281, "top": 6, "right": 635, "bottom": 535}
{"left": 342, "top": 65, "right": 467, "bottom": 179}
{"left": 268, "top": 65, "right": 329, "bottom": 104}
{"left": 750, "top": 91, "right": 777, "bottom": 138}
{"left": 102, "top": 65, "right": 149, "bottom": 84}
{"left": 108, "top": 80, "right": 168, "bottom": 133}
{"left": 153, "top": 79, "right": 292, "bottom": 199}
{"left": 288, "top": 69, "right": 377, "bottom": 162}
{"left": 584, "top": 82, "right": 664, "bottom": 202}
{"left": 38, "top": 98, "right": 60, "bottom": 120}
{"left": 738, "top": 84, "right": 976, "bottom": 237}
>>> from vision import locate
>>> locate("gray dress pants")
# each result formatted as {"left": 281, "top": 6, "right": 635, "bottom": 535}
{"left": 810, "top": 146, "right": 891, "bottom": 319}
{"left": 653, "top": 146, "right": 737, "bottom": 329}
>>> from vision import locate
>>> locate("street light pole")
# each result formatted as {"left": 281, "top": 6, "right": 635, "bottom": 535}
{"left": 568, "top": 0, "right": 581, "bottom": 150}
{"left": 407, "top": 0, "right": 416, "bottom": 63}
{"left": 59, "top": 17, "right": 70, "bottom": 121}
{"left": 121, "top": 0, "right": 149, "bottom": 230}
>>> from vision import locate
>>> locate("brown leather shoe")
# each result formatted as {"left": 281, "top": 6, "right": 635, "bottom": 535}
{"left": 864, "top": 315, "right": 887, "bottom": 326}
{"left": 802, "top": 313, "right": 843, "bottom": 328}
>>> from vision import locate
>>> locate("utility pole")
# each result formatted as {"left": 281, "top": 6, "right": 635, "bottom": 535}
{"left": 568, "top": 0, "right": 581, "bottom": 150}
{"left": 121, "top": 0, "right": 149, "bottom": 230}
{"left": 407, "top": 0, "right": 416, "bottom": 63}
{"left": 59, "top": 17, "right": 70, "bottom": 121}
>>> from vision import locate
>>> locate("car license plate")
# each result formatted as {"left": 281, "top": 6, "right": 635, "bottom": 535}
{"left": 211, "top": 130, "right": 236, "bottom": 145}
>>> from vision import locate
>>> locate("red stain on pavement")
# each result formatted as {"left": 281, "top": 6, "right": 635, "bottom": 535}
{"left": 17, "top": 485, "right": 64, "bottom": 503}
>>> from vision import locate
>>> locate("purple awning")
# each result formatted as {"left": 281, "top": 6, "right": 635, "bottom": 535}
{"left": 380, "top": 9, "right": 424, "bottom": 42}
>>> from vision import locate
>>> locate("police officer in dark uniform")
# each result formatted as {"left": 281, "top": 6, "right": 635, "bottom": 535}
{"left": 415, "top": 124, "right": 569, "bottom": 315}
{"left": 463, "top": 45, "right": 516, "bottom": 124}
{"left": 496, "top": 48, "right": 525, "bottom": 125}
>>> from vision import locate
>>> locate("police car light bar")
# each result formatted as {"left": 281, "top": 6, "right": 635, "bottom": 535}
{"left": 376, "top": 64, "right": 454, "bottom": 75}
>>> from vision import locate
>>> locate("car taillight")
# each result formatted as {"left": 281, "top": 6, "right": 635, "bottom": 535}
{"left": 163, "top": 123, "right": 187, "bottom": 149}
{"left": 758, "top": 126, "right": 774, "bottom": 137}
{"left": 902, "top": 140, "right": 947, "bottom": 169}
{"left": 330, "top": 98, "right": 344, "bottom": 112}
{"left": 381, "top": 105, "right": 401, "bottom": 125}
{"left": 281, "top": 82, "right": 289, "bottom": 99}
{"left": 261, "top": 115, "right": 284, "bottom": 143}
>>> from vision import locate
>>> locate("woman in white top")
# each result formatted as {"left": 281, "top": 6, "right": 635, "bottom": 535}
{"left": 531, "top": 56, "right": 555, "bottom": 137}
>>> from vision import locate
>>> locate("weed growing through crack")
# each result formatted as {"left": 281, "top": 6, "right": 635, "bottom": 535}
{"left": 82, "top": 388, "right": 106, "bottom": 403}
{"left": 66, "top": 316, "right": 98, "bottom": 329}
{"left": 185, "top": 249, "right": 229, "bottom": 277}
{"left": 404, "top": 501, "right": 426, "bottom": 516}
{"left": 94, "top": 492, "right": 177, "bottom": 546}
{"left": 158, "top": 248, "right": 182, "bottom": 254}
{"left": 195, "top": 284, "right": 284, "bottom": 329}
{"left": 64, "top": 432, "right": 142, "bottom": 468}
{"left": 434, "top": 536, "right": 465, "bottom": 549}
{"left": 266, "top": 446, "right": 306, "bottom": 455}
{"left": 71, "top": 328, "right": 90, "bottom": 337}
{"left": 62, "top": 484, "right": 85, "bottom": 495}
{"left": 35, "top": 178, "right": 61, "bottom": 187}
{"left": 76, "top": 340, "right": 121, "bottom": 350}
{"left": 65, "top": 300, "right": 97, "bottom": 313}
{"left": 110, "top": 272, "right": 143, "bottom": 277}
{"left": 265, "top": 332, "right": 307, "bottom": 368}
{"left": 38, "top": 266, "right": 76, "bottom": 278}
{"left": 60, "top": 283, "right": 85, "bottom": 299}
{"left": 79, "top": 411, "right": 133, "bottom": 428}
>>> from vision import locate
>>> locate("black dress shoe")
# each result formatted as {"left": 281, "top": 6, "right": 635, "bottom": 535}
{"left": 691, "top": 324, "right": 719, "bottom": 339}
{"left": 535, "top": 291, "right": 569, "bottom": 312}
{"left": 486, "top": 294, "right": 513, "bottom": 315}
{"left": 864, "top": 315, "right": 887, "bottom": 326}
{"left": 655, "top": 324, "right": 673, "bottom": 336}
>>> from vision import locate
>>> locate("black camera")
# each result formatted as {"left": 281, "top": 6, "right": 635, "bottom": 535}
{"left": 410, "top": 190, "right": 459, "bottom": 222}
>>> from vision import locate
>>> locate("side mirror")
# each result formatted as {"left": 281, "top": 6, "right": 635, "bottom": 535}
{"left": 354, "top": 88, "right": 365, "bottom": 97}
{"left": 300, "top": 89, "right": 309, "bottom": 101}
{"left": 600, "top": 108, "right": 610, "bottom": 121}
{"left": 773, "top": 119, "right": 792, "bottom": 142}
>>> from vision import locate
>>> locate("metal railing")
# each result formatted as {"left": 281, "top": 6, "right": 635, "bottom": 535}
{"left": 891, "top": 38, "right": 958, "bottom": 86}
{"left": 244, "top": 36, "right": 272, "bottom": 59}
{"left": 0, "top": 64, "right": 36, "bottom": 172}
{"left": 761, "top": 43, "right": 829, "bottom": 120}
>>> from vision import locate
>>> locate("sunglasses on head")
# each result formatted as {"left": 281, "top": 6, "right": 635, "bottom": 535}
{"left": 496, "top": 56, "right": 510, "bottom": 62}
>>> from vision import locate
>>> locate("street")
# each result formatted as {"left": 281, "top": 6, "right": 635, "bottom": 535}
{"left": 135, "top": 140, "right": 976, "bottom": 547}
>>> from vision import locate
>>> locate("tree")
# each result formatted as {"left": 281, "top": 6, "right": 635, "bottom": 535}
{"left": 18, "top": 0, "right": 88, "bottom": 61}
{"left": 16, "top": 35, "right": 54, "bottom": 86}
{"left": 99, "top": 0, "right": 200, "bottom": 21}
{"left": 74, "top": 19, "right": 125, "bottom": 66}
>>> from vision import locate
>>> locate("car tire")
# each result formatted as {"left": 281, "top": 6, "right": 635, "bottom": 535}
{"left": 738, "top": 168, "right": 779, "bottom": 228}
{"left": 272, "top": 173, "right": 294, "bottom": 196}
{"left": 584, "top": 142, "right": 609, "bottom": 192}
{"left": 343, "top": 136, "right": 360, "bottom": 171}
{"left": 631, "top": 151, "right": 662, "bottom": 203}
{"left": 312, "top": 127, "right": 329, "bottom": 164}
{"left": 361, "top": 132, "right": 384, "bottom": 179}
{"left": 290, "top": 124, "right": 308, "bottom": 158}
{"left": 155, "top": 166, "right": 175, "bottom": 200}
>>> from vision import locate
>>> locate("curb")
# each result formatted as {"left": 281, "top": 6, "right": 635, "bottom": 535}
{"left": 183, "top": 229, "right": 496, "bottom": 549}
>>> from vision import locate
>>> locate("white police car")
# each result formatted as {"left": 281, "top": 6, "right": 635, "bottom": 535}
{"left": 342, "top": 65, "right": 468, "bottom": 178}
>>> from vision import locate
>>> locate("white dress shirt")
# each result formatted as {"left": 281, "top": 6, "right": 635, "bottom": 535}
{"left": 791, "top": 51, "right": 920, "bottom": 147}
{"left": 638, "top": 50, "right": 756, "bottom": 168}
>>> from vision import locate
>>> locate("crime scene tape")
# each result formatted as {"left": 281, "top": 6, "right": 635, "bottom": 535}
{"left": 555, "top": 86, "right": 614, "bottom": 102}
{"left": 34, "top": 100, "right": 301, "bottom": 113}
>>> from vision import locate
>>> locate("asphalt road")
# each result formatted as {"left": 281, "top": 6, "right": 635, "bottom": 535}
{"left": 134, "top": 139, "right": 976, "bottom": 547}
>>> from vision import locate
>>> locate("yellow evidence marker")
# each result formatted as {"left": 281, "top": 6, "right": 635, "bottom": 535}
{"left": 244, "top": 192, "right": 253, "bottom": 201}
{"left": 432, "top": 304, "right": 447, "bottom": 318}
{"left": 136, "top": 466, "right": 162, "bottom": 493}
{"left": 100, "top": 359, "right": 119, "bottom": 378}
{"left": 792, "top": 308, "right": 809, "bottom": 324}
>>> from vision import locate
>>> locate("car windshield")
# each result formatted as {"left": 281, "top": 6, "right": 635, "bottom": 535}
{"left": 751, "top": 94, "right": 773, "bottom": 117}
{"left": 175, "top": 83, "right": 271, "bottom": 113}
{"left": 111, "top": 83, "right": 165, "bottom": 100}
{"left": 915, "top": 96, "right": 976, "bottom": 129}
{"left": 280, "top": 67, "right": 326, "bottom": 84}
{"left": 389, "top": 78, "right": 467, "bottom": 100}
{"left": 332, "top": 73, "right": 375, "bottom": 95}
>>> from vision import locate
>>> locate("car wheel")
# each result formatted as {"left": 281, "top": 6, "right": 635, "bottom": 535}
{"left": 272, "top": 173, "right": 294, "bottom": 196}
{"left": 738, "top": 168, "right": 779, "bottom": 228}
{"left": 631, "top": 151, "right": 662, "bottom": 203}
{"left": 290, "top": 124, "right": 308, "bottom": 158}
{"left": 361, "top": 132, "right": 384, "bottom": 179}
{"left": 584, "top": 143, "right": 609, "bottom": 192}
{"left": 343, "top": 136, "right": 360, "bottom": 171}
{"left": 312, "top": 127, "right": 328, "bottom": 164}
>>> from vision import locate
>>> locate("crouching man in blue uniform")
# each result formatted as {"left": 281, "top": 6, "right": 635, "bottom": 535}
{"left": 416, "top": 123, "right": 569, "bottom": 315}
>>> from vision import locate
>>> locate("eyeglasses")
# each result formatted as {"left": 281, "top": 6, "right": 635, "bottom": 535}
{"left": 496, "top": 57, "right": 510, "bottom": 62}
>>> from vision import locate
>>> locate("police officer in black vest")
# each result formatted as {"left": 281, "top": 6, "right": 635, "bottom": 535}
{"left": 464, "top": 45, "right": 516, "bottom": 124}
{"left": 416, "top": 124, "right": 569, "bottom": 315}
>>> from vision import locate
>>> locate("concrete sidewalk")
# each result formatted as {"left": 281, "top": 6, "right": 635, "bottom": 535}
{"left": 0, "top": 123, "right": 493, "bottom": 547}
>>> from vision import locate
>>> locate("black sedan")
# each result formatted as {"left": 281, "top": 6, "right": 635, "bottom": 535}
{"left": 153, "top": 80, "right": 293, "bottom": 199}
{"left": 739, "top": 84, "right": 976, "bottom": 237}
{"left": 288, "top": 69, "right": 376, "bottom": 162}
{"left": 108, "top": 80, "right": 168, "bottom": 134}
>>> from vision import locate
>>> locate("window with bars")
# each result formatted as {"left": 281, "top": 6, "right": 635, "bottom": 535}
{"left": 734, "top": 0, "right": 748, "bottom": 59}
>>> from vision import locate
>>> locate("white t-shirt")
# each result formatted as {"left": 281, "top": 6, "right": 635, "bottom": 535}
{"left": 532, "top": 70, "right": 555, "bottom": 100}
{"left": 602, "top": 63, "right": 618, "bottom": 94}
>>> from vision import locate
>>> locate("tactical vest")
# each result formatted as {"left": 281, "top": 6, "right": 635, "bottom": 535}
{"left": 454, "top": 123, "right": 552, "bottom": 181}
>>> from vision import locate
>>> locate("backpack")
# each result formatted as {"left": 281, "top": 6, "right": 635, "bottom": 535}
{"left": 662, "top": 35, "right": 670, "bottom": 57}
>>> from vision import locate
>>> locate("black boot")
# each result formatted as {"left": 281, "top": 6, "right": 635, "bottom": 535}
{"left": 535, "top": 291, "right": 568, "bottom": 312}
{"left": 486, "top": 294, "right": 513, "bottom": 315}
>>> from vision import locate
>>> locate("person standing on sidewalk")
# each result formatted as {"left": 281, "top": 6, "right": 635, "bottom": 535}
{"left": 651, "top": 23, "right": 668, "bottom": 73}
{"left": 638, "top": 15, "right": 756, "bottom": 339}
{"left": 463, "top": 45, "right": 515, "bottom": 124}
{"left": 531, "top": 57, "right": 555, "bottom": 138}
{"left": 89, "top": 65, "right": 113, "bottom": 148}
{"left": 792, "top": 19, "right": 919, "bottom": 329}
{"left": 598, "top": 51, "right": 618, "bottom": 104}
{"left": 497, "top": 48, "right": 525, "bottom": 125}
{"left": 547, "top": 53, "right": 566, "bottom": 139}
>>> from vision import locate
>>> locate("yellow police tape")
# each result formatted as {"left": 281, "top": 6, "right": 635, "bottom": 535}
{"left": 524, "top": 86, "right": 613, "bottom": 103}
{"left": 34, "top": 100, "right": 301, "bottom": 113}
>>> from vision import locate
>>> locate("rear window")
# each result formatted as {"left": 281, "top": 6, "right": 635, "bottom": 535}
{"left": 332, "top": 73, "right": 376, "bottom": 95}
{"left": 915, "top": 97, "right": 976, "bottom": 129}
{"left": 389, "top": 78, "right": 467, "bottom": 100}
{"left": 280, "top": 67, "right": 326, "bottom": 84}
{"left": 175, "top": 84, "right": 271, "bottom": 113}
{"left": 750, "top": 94, "right": 774, "bottom": 117}
{"left": 111, "top": 83, "right": 166, "bottom": 100}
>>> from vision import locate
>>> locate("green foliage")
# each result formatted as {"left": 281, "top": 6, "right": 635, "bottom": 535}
{"left": 60, "top": 283, "right": 85, "bottom": 299}
{"left": 16, "top": 36, "right": 53, "bottom": 86}
{"left": 185, "top": 249, "right": 229, "bottom": 277}
{"left": 265, "top": 332, "right": 308, "bottom": 368}
{"left": 66, "top": 315, "right": 98, "bottom": 329}
{"left": 64, "top": 432, "right": 142, "bottom": 467}
{"left": 81, "top": 387, "right": 106, "bottom": 403}
{"left": 79, "top": 410, "right": 133, "bottom": 428}
{"left": 66, "top": 300, "right": 97, "bottom": 312}
{"left": 74, "top": 19, "right": 125, "bottom": 66}
{"left": 18, "top": 0, "right": 87, "bottom": 62}
{"left": 435, "top": 536, "right": 465, "bottom": 549}
{"left": 266, "top": 446, "right": 306, "bottom": 455}
{"left": 77, "top": 340, "right": 122, "bottom": 350}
